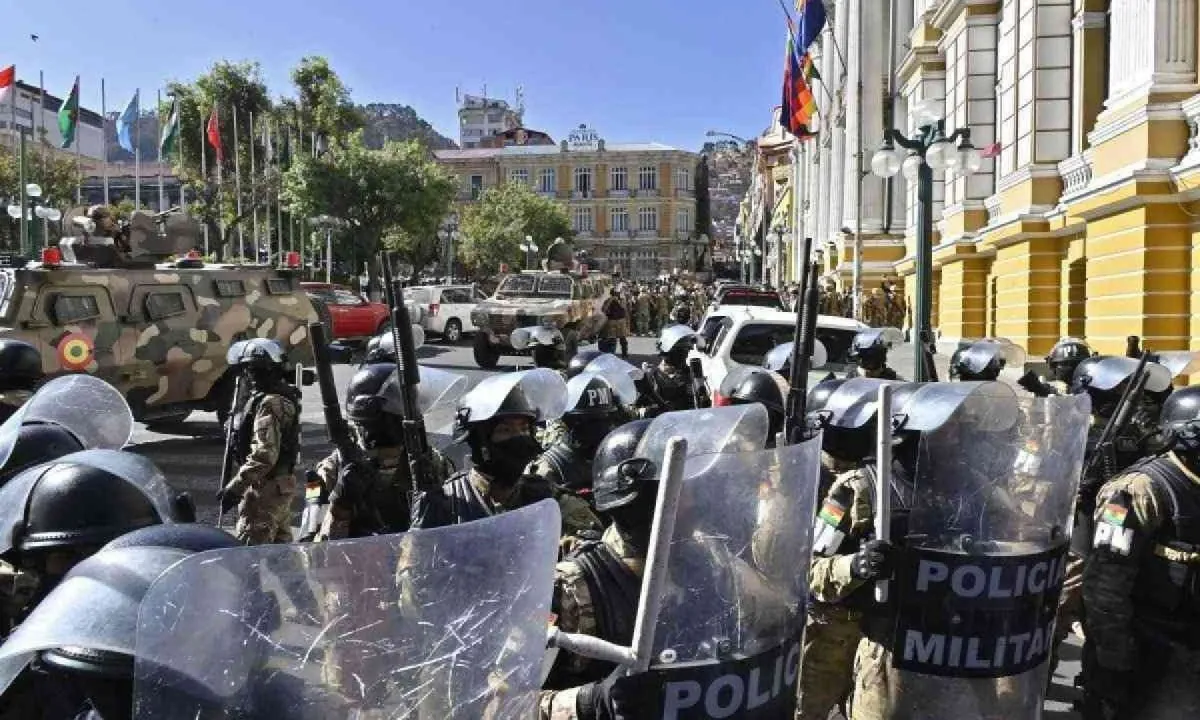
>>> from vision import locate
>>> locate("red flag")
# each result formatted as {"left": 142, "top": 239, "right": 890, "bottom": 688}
{"left": 979, "top": 142, "right": 1001, "bottom": 159}
{"left": 206, "top": 108, "right": 223, "bottom": 163}
{"left": 0, "top": 65, "right": 14, "bottom": 105}
{"left": 781, "top": 19, "right": 818, "bottom": 139}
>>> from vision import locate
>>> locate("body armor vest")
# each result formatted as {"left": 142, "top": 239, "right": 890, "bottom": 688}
{"left": 234, "top": 387, "right": 301, "bottom": 480}
{"left": 542, "top": 443, "right": 592, "bottom": 492}
{"left": 442, "top": 471, "right": 493, "bottom": 525}
{"left": 557, "top": 540, "right": 642, "bottom": 685}
{"left": 645, "top": 366, "right": 691, "bottom": 412}
{"left": 828, "top": 462, "right": 911, "bottom": 616}
{"left": 1127, "top": 456, "right": 1200, "bottom": 646}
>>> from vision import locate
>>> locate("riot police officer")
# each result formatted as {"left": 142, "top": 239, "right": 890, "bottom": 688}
{"left": 949, "top": 338, "right": 1026, "bottom": 381}
{"left": 217, "top": 339, "right": 302, "bottom": 546}
{"left": 0, "top": 339, "right": 42, "bottom": 424}
{"left": 412, "top": 370, "right": 565, "bottom": 531}
{"left": 717, "top": 365, "right": 789, "bottom": 442}
{"left": 1019, "top": 337, "right": 1093, "bottom": 397}
{"left": 539, "top": 420, "right": 656, "bottom": 717}
{"left": 639, "top": 324, "right": 706, "bottom": 415}
{"left": 311, "top": 363, "right": 454, "bottom": 541}
{"left": 1080, "top": 385, "right": 1200, "bottom": 719}
{"left": 847, "top": 328, "right": 903, "bottom": 380}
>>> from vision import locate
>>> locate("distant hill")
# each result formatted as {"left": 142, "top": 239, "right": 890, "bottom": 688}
{"left": 360, "top": 103, "right": 457, "bottom": 151}
{"left": 105, "top": 103, "right": 457, "bottom": 163}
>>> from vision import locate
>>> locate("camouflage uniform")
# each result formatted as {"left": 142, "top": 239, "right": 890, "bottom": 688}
{"left": 538, "top": 524, "right": 645, "bottom": 719}
{"left": 524, "top": 452, "right": 605, "bottom": 546}
{"left": 227, "top": 391, "right": 301, "bottom": 545}
{"left": 803, "top": 467, "right": 875, "bottom": 720}
{"left": 883, "top": 289, "right": 906, "bottom": 329}
{"left": 634, "top": 293, "right": 651, "bottom": 336}
{"left": 654, "top": 294, "right": 670, "bottom": 332}
{"left": 819, "top": 283, "right": 844, "bottom": 317}
{"left": 1081, "top": 452, "right": 1200, "bottom": 718}
{"left": 310, "top": 444, "right": 454, "bottom": 542}
{"left": 860, "top": 289, "right": 888, "bottom": 327}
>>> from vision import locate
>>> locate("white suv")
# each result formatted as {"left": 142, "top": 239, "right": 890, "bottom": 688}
{"left": 690, "top": 307, "right": 867, "bottom": 400}
{"left": 402, "top": 284, "right": 487, "bottom": 344}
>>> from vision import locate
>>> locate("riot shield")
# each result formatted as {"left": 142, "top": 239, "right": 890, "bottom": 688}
{"left": 610, "top": 435, "right": 823, "bottom": 719}
{"left": 882, "top": 390, "right": 1091, "bottom": 718}
{"left": 957, "top": 339, "right": 1028, "bottom": 375}
{"left": 377, "top": 366, "right": 468, "bottom": 434}
{"left": 658, "top": 324, "right": 699, "bottom": 353}
{"left": 892, "top": 381, "right": 1021, "bottom": 433}
{"left": 459, "top": 367, "right": 568, "bottom": 424}
{"left": 0, "top": 374, "right": 133, "bottom": 471}
{"left": 632, "top": 404, "right": 769, "bottom": 482}
{"left": 1153, "top": 350, "right": 1200, "bottom": 378}
{"left": 566, "top": 370, "right": 638, "bottom": 409}
{"left": 821, "top": 376, "right": 903, "bottom": 428}
{"left": 1078, "top": 355, "right": 1172, "bottom": 393}
{"left": 0, "top": 449, "right": 177, "bottom": 556}
{"left": 762, "top": 339, "right": 829, "bottom": 372}
{"left": 585, "top": 352, "right": 646, "bottom": 381}
{"left": 510, "top": 325, "right": 563, "bottom": 350}
{"left": 135, "top": 499, "right": 561, "bottom": 719}
{"left": 0, "top": 545, "right": 193, "bottom": 693}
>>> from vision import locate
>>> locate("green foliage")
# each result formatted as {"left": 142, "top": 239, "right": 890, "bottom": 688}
{"left": 459, "top": 183, "right": 573, "bottom": 276}
{"left": 0, "top": 144, "right": 85, "bottom": 247}
{"left": 287, "top": 57, "right": 365, "bottom": 146}
{"left": 282, "top": 135, "right": 457, "bottom": 282}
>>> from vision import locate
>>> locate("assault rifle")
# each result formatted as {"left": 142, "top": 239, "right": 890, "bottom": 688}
{"left": 216, "top": 374, "right": 243, "bottom": 528}
{"left": 687, "top": 357, "right": 711, "bottom": 409}
{"left": 308, "top": 321, "right": 386, "bottom": 536}
{"left": 784, "top": 236, "right": 819, "bottom": 444}
{"left": 1082, "top": 352, "right": 1151, "bottom": 485}
{"left": 380, "top": 254, "right": 437, "bottom": 494}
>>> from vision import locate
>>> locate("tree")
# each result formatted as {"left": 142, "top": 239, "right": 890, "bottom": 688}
{"left": 282, "top": 134, "right": 457, "bottom": 289}
{"left": 285, "top": 56, "right": 364, "bottom": 147}
{"left": 694, "top": 155, "right": 713, "bottom": 270}
{"left": 459, "top": 182, "right": 573, "bottom": 277}
{"left": 0, "top": 144, "right": 88, "bottom": 249}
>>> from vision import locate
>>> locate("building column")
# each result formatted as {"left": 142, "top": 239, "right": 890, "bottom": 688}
{"left": 1070, "top": 2, "right": 1108, "bottom": 153}
{"left": 845, "top": 0, "right": 888, "bottom": 234}
{"left": 1105, "top": 0, "right": 1198, "bottom": 108}
{"left": 826, "top": 0, "right": 850, "bottom": 249}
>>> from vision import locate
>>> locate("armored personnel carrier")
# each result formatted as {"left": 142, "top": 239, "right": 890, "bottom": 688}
{"left": 0, "top": 206, "right": 318, "bottom": 427}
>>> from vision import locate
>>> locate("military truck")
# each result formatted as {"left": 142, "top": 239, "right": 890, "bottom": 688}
{"left": 0, "top": 206, "right": 318, "bottom": 428}
{"left": 469, "top": 269, "right": 611, "bottom": 369}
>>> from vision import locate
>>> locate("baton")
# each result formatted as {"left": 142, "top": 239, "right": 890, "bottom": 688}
{"left": 875, "top": 384, "right": 893, "bottom": 603}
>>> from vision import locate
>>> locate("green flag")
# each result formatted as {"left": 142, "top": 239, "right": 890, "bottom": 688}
{"left": 57, "top": 75, "right": 79, "bottom": 149}
{"left": 160, "top": 96, "right": 179, "bottom": 157}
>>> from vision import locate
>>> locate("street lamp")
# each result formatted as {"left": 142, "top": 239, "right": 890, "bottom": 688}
{"left": 519, "top": 235, "right": 539, "bottom": 270}
{"left": 7, "top": 184, "right": 60, "bottom": 251}
{"left": 870, "top": 100, "right": 981, "bottom": 381}
{"left": 438, "top": 218, "right": 459, "bottom": 283}
{"left": 309, "top": 214, "right": 346, "bottom": 283}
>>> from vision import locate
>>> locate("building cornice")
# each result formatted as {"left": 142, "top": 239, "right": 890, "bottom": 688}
{"left": 1088, "top": 101, "right": 1188, "bottom": 147}
{"left": 1072, "top": 10, "right": 1107, "bottom": 30}
{"left": 930, "top": 0, "right": 1000, "bottom": 33}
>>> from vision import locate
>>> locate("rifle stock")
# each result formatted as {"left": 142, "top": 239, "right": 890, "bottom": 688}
{"left": 217, "top": 374, "right": 242, "bottom": 527}
{"left": 784, "top": 237, "right": 818, "bottom": 444}
{"left": 380, "top": 255, "right": 437, "bottom": 493}
{"left": 688, "top": 357, "right": 710, "bottom": 409}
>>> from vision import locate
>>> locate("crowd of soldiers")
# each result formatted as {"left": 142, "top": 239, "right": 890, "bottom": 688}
{"left": 0, "top": 285, "right": 1196, "bottom": 718}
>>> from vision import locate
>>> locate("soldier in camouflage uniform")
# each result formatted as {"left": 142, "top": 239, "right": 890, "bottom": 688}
{"left": 633, "top": 289, "right": 651, "bottom": 337}
{"left": 1081, "top": 386, "right": 1200, "bottom": 719}
{"left": 310, "top": 363, "right": 454, "bottom": 541}
{"left": 881, "top": 278, "right": 906, "bottom": 329}
{"left": 861, "top": 287, "right": 888, "bottom": 327}
{"left": 654, "top": 291, "right": 669, "bottom": 333}
{"left": 819, "top": 279, "right": 844, "bottom": 317}
{"left": 217, "top": 339, "right": 302, "bottom": 545}
{"left": 0, "top": 339, "right": 43, "bottom": 424}
{"left": 539, "top": 419, "right": 655, "bottom": 719}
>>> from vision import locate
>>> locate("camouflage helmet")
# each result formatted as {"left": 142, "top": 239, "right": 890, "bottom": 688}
{"left": 226, "top": 339, "right": 286, "bottom": 369}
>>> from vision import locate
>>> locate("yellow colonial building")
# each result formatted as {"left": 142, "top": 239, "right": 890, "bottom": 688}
{"left": 767, "top": 0, "right": 1200, "bottom": 359}
{"left": 434, "top": 125, "right": 700, "bottom": 280}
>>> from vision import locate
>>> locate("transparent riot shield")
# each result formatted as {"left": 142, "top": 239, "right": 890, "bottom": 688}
{"left": 0, "top": 374, "right": 133, "bottom": 471}
{"left": 585, "top": 352, "right": 646, "bottom": 382}
{"left": 377, "top": 365, "right": 468, "bottom": 435}
{"left": 610, "top": 435, "right": 823, "bottom": 720}
{"left": 567, "top": 370, "right": 638, "bottom": 410}
{"left": 460, "top": 368, "right": 568, "bottom": 424}
{"left": 633, "top": 404, "right": 769, "bottom": 481}
{"left": 821, "top": 377, "right": 904, "bottom": 429}
{"left": 882, "top": 390, "right": 1091, "bottom": 719}
{"left": 1153, "top": 350, "right": 1200, "bottom": 379}
{"left": 0, "top": 449, "right": 177, "bottom": 556}
{"left": 763, "top": 339, "right": 829, "bottom": 372}
{"left": 135, "top": 499, "right": 561, "bottom": 719}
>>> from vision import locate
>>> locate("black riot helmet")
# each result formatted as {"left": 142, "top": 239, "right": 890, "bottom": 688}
{"left": 1046, "top": 338, "right": 1093, "bottom": 384}
{"left": 564, "top": 375, "right": 621, "bottom": 418}
{"left": 345, "top": 363, "right": 396, "bottom": 423}
{"left": 1069, "top": 356, "right": 1105, "bottom": 396}
{"left": 363, "top": 334, "right": 395, "bottom": 364}
{"left": 567, "top": 349, "right": 604, "bottom": 379}
{"left": 950, "top": 340, "right": 1023, "bottom": 381}
{"left": 719, "top": 367, "right": 788, "bottom": 439}
{"left": 11, "top": 460, "right": 164, "bottom": 555}
{"left": 592, "top": 419, "right": 655, "bottom": 513}
{"left": 0, "top": 339, "right": 43, "bottom": 392}
{"left": 227, "top": 338, "right": 287, "bottom": 389}
{"left": 1158, "top": 386, "right": 1200, "bottom": 454}
{"left": 848, "top": 328, "right": 900, "bottom": 370}
{"left": 0, "top": 422, "right": 85, "bottom": 484}
{"left": 452, "top": 379, "right": 542, "bottom": 482}
{"left": 805, "top": 377, "right": 848, "bottom": 427}
{"left": 672, "top": 304, "right": 691, "bottom": 326}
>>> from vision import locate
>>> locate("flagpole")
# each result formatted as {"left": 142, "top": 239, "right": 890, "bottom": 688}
{"left": 156, "top": 89, "right": 165, "bottom": 211}
{"left": 73, "top": 78, "right": 81, "bottom": 205}
{"left": 38, "top": 71, "right": 44, "bottom": 174}
{"left": 852, "top": 0, "right": 864, "bottom": 320}
{"left": 249, "top": 110, "right": 258, "bottom": 258}
{"left": 275, "top": 121, "right": 283, "bottom": 265}
{"left": 133, "top": 90, "right": 141, "bottom": 210}
{"left": 232, "top": 105, "right": 244, "bottom": 261}
{"left": 200, "top": 109, "right": 209, "bottom": 255}
{"left": 263, "top": 118, "right": 271, "bottom": 264}
{"left": 216, "top": 108, "right": 226, "bottom": 259}
{"left": 101, "top": 79, "right": 109, "bottom": 205}
{"left": 8, "top": 66, "right": 16, "bottom": 173}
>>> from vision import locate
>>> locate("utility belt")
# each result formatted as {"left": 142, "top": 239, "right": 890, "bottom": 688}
{"left": 859, "top": 610, "right": 896, "bottom": 646}
{"left": 807, "top": 600, "right": 862, "bottom": 625}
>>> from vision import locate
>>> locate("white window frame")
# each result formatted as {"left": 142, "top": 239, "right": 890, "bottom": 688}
{"left": 675, "top": 166, "right": 691, "bottom": 189}
{"left": 676, "top": 209, "right": 691, "bottom": 233}
{"left": 509, "top": 168, "right": 529, "bottom": 185}
{"left": 573, "top": 206, "right": 594, "bottom": 232}
{"left": 610, "top": 166, "right": 628, "bottom": 191}
{"left": 574, "top": 166, "right": 593, "bottom": 193}
{"left": 638, "top": 166, "right": 657, "bottom": 190}
{"left": 538, "top": 168, "right": 556, "bottom": 193}
{"left": 638, "top": 206, "right": 658, "bottom": 231}
{"left": 610, "top": 207, "right": 629, "bottom": 232}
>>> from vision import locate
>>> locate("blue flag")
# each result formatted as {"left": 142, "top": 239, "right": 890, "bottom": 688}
{"left": 117, "top": 90, "right": 139, "bottom": 154}
{"left": 796, "top": 0, "right": 826, "bottom": 51}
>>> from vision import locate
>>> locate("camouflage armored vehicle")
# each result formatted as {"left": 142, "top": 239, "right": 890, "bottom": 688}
{"left": 0, "top": 207, "right": 318, "bottom": 427}
{"left": 469, "top": 269, "right": 611, "bottom": 369}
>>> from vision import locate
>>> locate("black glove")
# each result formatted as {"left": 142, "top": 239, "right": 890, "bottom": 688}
{"left": 1079, "top": 664, "right": 1132, "bottom": 720}
{"left": 331, "top": 460, "right": 374, "bottom": 509}
{"left": 514, "top": 474, "right": 554, "bottom": 506}
{"left": 216, "top": 487, "right": 241, "bottom": 514}
{"left": 851, "top": 539, "right": 895, "bottom": 581}
{"left": 575, "top": 669, "right": 626, "bottom": 720}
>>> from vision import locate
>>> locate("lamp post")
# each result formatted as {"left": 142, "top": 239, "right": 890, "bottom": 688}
{"left": 519, "top": 235, "right": 539, "bottom": 270}
{"left": 438, "top": 216, "right": 459, "bottom": 283}
{"left": 870, "top": 100, "right": 982, "bottom": 381}
{"left": 309, "top": 214, "right": 346, "bottom": 284}
{"left": 7, "top": 183, "right": 60, "bottom": 254}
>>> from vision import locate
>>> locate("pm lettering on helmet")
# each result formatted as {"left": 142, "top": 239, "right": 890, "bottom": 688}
{"left": 891, "top": 545, "right": 1069, "bottom": 677}
{"left": 618, "top": 638, "right": 802, "bottom": 720}
{"left": 586, "top": 385, "right": 613, "bottom": 408}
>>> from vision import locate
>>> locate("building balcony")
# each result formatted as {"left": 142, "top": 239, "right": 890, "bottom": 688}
{"left": 1057, "top": 153, "right": 1093, "bottom": 199}
{"left": 633, "top": 188, "right": 659, "bottom": 198}
{"left": 675, "top": 188, "right": 694, "bottom": 198}
{"left": 575, "top": 230, "right": 594, "bottom": 239}
{"left": 607, "top": 188, "right": 631, "bottom": 198}
{"left": 571, "top": 189, "right": 595, "bottom": 199}
{"left": 636, "top": 229, "right": 658, "bottom": 238}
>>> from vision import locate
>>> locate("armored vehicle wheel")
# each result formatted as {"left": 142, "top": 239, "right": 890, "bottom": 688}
{"left": 443, "top": 319, "right": 463, "bottom": 344}
{"left": 473, "top": 333, "right": 499, "bottom": 370}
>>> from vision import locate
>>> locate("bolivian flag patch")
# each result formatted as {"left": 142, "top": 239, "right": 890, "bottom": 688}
{"left": 1102, "top": 503, "right": 1129, "bottom": 527}
{"left": 818, "top": 500, "right": 846, "bottom": 528}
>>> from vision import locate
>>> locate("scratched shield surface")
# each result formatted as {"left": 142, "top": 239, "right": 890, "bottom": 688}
{"left": 133, "top": 501, "right": 560, "bottom": 719}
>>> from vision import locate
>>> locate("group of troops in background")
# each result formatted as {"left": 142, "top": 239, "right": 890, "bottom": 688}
{"left": 0, "top": 280, "right": 1195, "bottom": 717}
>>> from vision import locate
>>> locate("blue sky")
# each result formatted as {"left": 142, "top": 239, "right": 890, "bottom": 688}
{"left": 2, "top": 0, "right": 789, "bottom": 150}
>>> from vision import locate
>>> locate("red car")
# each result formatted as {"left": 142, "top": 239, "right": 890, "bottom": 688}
{"left": 301, "top": 283, "right": 391, "bottom": 342}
